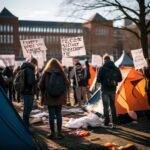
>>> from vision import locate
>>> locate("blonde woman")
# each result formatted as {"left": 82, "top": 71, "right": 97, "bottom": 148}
{"left": 39, "top": 58, "right": 70, "bottom": 139}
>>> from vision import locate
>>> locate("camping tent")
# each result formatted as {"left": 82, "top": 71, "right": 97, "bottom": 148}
{"left": 0, "top": 86, "right": 37, "bottom": 149}
{"left": 85, "top": 67, "right": 150, "bottom": 115}
{"left": 116, "top": 67, "right": 150, "bottom": 114}
{"left": 115, "top": 51, "right": 133, "bottom": 67}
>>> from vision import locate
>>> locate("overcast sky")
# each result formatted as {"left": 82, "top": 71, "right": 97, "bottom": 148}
{"left": 0, "top": 0, "right": 123, "bottom": 26}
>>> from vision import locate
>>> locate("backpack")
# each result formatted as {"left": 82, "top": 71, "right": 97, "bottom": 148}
{"left": 46, "top": 72, "right": 66, "bottom": 97}
{"left": 13, "top": 70, "right": 25, "bottom": 91}
{"left": 104, "top": 67, "right": 120, "bottom": 87}
{"left": 75, "top": 65, "right": 84, "bottom": 83}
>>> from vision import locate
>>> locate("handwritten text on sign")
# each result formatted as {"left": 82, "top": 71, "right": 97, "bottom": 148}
{"left": 61, "top": 36, "right": 86, "bottom": 57}
{"left": 131, "top": 48, "right": 147, "bottom": 69}
{"left": 20, "top": 38, "right": 47, "bottom": 57}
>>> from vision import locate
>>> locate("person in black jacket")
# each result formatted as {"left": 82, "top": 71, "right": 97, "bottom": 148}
{"left": 21, "top": 58, "right": 38, "bottom": 128}
{"left": 97, "top": 55, "right": 122, "bottom": 127}
{"left": 0, "top": 67, "right": 7, "bottom": 92}
{"left": 2, "top": 66, "right": 13, "bottom": 101}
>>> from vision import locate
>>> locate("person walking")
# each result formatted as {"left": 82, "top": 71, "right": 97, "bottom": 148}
{"left": 97, "top": 55, "right": 122, "bottom": 128}
{"left": 21, "top": 58, "right": 38, "bottom": 128}
{"left": 39, "top": 58, "right": 70, "bottom": 139}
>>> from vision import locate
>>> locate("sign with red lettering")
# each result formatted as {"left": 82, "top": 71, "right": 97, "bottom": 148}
{"left": 60, "top": 36, "right": 86, "bottom": 57}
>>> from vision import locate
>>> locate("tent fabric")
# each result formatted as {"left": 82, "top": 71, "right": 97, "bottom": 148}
{"left": 115, "top": 51, "right": 133, "bottom": 67}
{"left": 0, "top": 86, "right": 37, "bottom": 149}
{"left": 85, "top": 67, "right": 150, "bottom": 115}
{"left": 116, "top": 67, "right": 150, "bottom": 114}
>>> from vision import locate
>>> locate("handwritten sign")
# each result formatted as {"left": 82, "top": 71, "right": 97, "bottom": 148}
{"left": 20, "top": 38, "right": 47, "bottom": 68}
{"left": 60, "top": 36, "right": 86, "bottom": 57}
{"left": 62, "top": 57, "right": 73, "bottom": 67}
{"left": 131, "top": 49, "right": 147, "bottom": 69}
{"left": 92, "top": 55, "right": 102, "bottom": 67}
{"left": 0, "top": 55, "right": 15, "bottom": 66}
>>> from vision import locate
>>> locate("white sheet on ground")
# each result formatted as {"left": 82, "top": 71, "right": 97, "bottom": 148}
{"left": 64, "top": 113, "right": 104, "bottom": 129}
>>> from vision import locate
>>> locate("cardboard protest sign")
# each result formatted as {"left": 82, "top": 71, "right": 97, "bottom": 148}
{"left": 91, "top": 55, "right": 102, "bottom": 67}
{"left": 20, "top": 38, "right": 47, "bottom": 68}
{"left": 0, "top": 55, "right": 15, "bottom": 66}
{"left": 0, "top": 59, "right": 6, "bottom": 68}
{"left": 131, "top": 49, "right": 147, "bottom": 69}
{"left": 61, "top": 36, "right": 86, "bottom": 57}
{"left": 62, "top": 57, "right": 73, "bottom": 67}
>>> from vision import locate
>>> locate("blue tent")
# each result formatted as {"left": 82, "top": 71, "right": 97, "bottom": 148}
{"left": 115, "top": 51, "right": 134, "bottom": 67}
{"left": 0, "top": 86, "right": 37, "bottom": 149}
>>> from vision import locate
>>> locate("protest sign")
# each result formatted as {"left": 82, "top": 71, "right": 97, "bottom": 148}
{"left": 131, "top": 48, "right": 147, "bottom": 69}
{"left": 62, "top": 57, "right": 73, "bottom": 67}
{"left": 61, "top": 36, "right": 86, "bottom": 57}
{"left": 0, "top": 55, "right": 15, "bottom": 66}
{"left": 20, "top": 38, "right": 47, "bottom": 68}
{"left": 0, "top": 59, "right": 6, "bottom": 68}
{"left": 91, "top": 55, "right": 102, "bottom": 67}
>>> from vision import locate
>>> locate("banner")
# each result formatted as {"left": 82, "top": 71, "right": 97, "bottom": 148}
{"left": 131, "top": 49, "right": 147, "bottom": 69}
{"left": 62, "top": 57, "right": 73, "bottom": 67}
{"left": 91, "top": 55, "right": 102, "bottom": 67}
{"left": 20, "top": 38, "right": 47, "bottom": 68}
{"left": 0, "top": 55, "right": 15, "bottom": 66}
{"left": 61, "top": 36, "right": 86, "bottom": 57}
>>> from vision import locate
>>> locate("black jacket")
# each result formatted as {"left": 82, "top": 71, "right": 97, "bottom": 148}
{"left": 97, "top": 60, "right": 122, "bottom": 92}
{"left": 21, "top": 62, "right": 36, "bottom": 95}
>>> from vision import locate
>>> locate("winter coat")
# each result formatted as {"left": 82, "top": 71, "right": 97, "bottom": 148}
{"left": 39, "top": 68, "right": 70, "bottom": 106}
{"left": 72, "top": 63, "right": 86, "bottom": 87}
{"left": 20, "top": 62, "right": 36, "bottom": 95}
{"left": 97, "top": 60, "right": 122, "bottom": 92}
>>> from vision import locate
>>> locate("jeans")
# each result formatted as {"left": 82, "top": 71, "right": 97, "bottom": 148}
{"left": 22, "top": 95, "right": 34, "bottom": 128}
{"left": 102, "top": 91, "right": 117, "bottom": 125}
{"left": 48, "top": 105, "right": 62, "bottom": 134}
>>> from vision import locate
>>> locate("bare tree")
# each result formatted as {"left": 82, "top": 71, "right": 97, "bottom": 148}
{"left": 61, "top": 0, "right": 150, "bottom": 58}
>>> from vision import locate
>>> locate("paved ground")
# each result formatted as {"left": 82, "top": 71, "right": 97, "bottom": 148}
{"left": 14, "top": 102, "right": 150, "bottom": 150}
{"left": 30, "top": 116, "right": 150, "bottom": 150}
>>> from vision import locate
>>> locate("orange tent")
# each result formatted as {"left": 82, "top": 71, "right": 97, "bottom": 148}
{"left": 116, "top": 67, "right": 150, "bottom": 115}
{"left": 88, "top": 65, "right": 97, "bottom": 87}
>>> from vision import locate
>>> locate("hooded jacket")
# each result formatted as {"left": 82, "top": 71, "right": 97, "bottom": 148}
{"left": 20, "top": 62, "right": 36, "bottom": 95}
{"left": 97, "top": 60, "right": 122, "bottom": 92}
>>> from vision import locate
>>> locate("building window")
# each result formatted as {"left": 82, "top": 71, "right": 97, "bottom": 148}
{"left": 0, "top": 35, "right": 3, "bottom": 43}
{"left": 10, "top": 35, "right": 13, "bottom": 43}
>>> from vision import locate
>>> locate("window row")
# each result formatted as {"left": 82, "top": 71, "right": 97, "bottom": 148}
{"left": 0, "top": 35, "right": 13, "bottom": 44}
{"left": 19, "top": 35, "right": 73, "bottom": 44}
{"left": 0, "top": 25, "right": 13, "bottom": 32}
{"left": 96, "top": 28, "right": 109, "bottom": 36}
{"left": 0, "top": 47, "right": 14, "bottom": 53}
{"left": 19, "top": 26, "right": 83, "bottom": 34}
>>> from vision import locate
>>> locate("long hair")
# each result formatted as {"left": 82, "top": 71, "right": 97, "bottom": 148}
{"left": 43, "top": 58, "right": 70, "bottom": 86}
{"left": 43, "top": 58, "right": 63, "bottom": 73}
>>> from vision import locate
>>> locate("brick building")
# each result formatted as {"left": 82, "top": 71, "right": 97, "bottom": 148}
{"left": 0, "top": 8, "right": 122, "bottom": 61}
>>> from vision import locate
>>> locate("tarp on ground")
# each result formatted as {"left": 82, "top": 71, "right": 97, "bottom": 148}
{"left": 85, "top": 67, "right": 150, "bottom": 115}
{"left": 115, "top": 51, "right": 134, "bottom": 67}
{"left": 0, "top": 86, "right": 37, "bottom": 149}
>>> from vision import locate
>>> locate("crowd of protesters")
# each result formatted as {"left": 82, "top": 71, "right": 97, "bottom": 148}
{"left": 0, "top": 56, "right": 149, "bottom": 139}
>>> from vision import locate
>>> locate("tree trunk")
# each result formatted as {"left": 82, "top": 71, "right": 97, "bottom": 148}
{"left": 139, "top": 0, "right": 149, "bottom": 59}
{"left": 140, "top": 29, "right": 149, "bottom": 58}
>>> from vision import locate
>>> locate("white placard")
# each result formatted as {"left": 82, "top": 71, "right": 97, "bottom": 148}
{"left": 60, "top": 36, "right": 86, "bottom": 57}
{"left": 131, "top": 48, "right": 147, "bottom": 69}
{"left": 91, "top": 55, "right": 102, "bottom": 67}
{"left": 20, "top": 38, "right": 47, "bottom": 68}
{"left": 0, "top": 59, "right": 6, "bottom": 68}
{"left": 62, "top": 57, "right": 73, "bottom": 67}
{"left": 0, "top": 55, "right": 15, "bottom": 66}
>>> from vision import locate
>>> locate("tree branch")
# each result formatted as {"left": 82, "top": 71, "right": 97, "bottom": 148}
{"left": 121, "top": 26, "right": 141, "bottom": 39}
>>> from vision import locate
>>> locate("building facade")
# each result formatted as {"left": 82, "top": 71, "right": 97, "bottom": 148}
{"left": 0, "top": 8, "right": 122, "bottom": 61}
